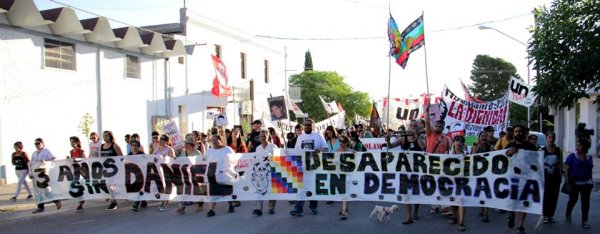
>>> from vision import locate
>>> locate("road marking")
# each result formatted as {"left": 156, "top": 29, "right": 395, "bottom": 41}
{"left": 68, "top": 220, "right": 95, "bottom": 225}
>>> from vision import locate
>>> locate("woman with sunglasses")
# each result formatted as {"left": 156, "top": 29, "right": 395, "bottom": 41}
{"left": 31, "top": 138, "right": 62, "bottom": 213}
{"left": 154, "top": 134, "right": 176, "bottom": 211}
{"left": 337, "top": 135, "right": 354, "bottom": 220}
{"left": 69, "top": 136, "right": 86, "bottom": 212}
{"left": 449, "top": 135, "right": 467, "bottom": 232}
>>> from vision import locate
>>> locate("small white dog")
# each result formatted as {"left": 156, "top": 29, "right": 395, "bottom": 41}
{"left": 369, "top": 204, "right": 399, "bottom": 222}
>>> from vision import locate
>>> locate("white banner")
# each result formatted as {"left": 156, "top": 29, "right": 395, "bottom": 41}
{"left": 32, "top": 149, "right": 543, "bottom": 214}
{"left": 265, "top": 111, "right": 346, "bottom": 134}
{"left": 440, "top": 86, "right": 508, "bottom": 145}
{"left": 162, "top": 120, "right": 184, "bottom": 149}
{"left": 508, "top": 77, "right": 536, "bottom": 107}
{"left": 381, "top": 98, "right": 421, "bottom": 131}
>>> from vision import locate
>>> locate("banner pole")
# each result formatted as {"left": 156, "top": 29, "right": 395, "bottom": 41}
{"left": 422, "top": 11, "right": 431, "bottom": 96}
{"left": 385, "top": 2, "right": 392, "bottom": 151}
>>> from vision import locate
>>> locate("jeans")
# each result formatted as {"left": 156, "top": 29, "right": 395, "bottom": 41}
{"left": 293, "top": 200, "right": 318, "bottom": 212}
{"left": 13, "top": 169, "right": 31, "bottom": 198}
{"left": 566, "top": 183, "right": 593, "bottom": 222}
{"left": 543, "top": 175, "right": 561, "bottom": 217}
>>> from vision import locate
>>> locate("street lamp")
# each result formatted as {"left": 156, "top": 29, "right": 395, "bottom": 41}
{"left": 479, "top": 25, "right": 531, "bottom": 128}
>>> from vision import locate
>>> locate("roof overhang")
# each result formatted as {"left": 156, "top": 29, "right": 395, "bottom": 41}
{"left": 163, "top": 40, "right": 186, "bottom": 57}
{"left": 139, "top": 31, "right": 167, "bottom": 54}
{"left": 41, "top": 7, "right": 90, "bottom": 35}
{"left": 113, "top": 26, "right": 144, "bottom": 49}
{"left": 1, "top": 0, "right": 51, "bottom": 27}
{"left": 80, "top": 17, "right": 119, "bottom": 43}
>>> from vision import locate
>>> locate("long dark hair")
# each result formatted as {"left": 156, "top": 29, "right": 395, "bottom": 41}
{"left": 70, "top": 136, "right": 82, "bottom": 149}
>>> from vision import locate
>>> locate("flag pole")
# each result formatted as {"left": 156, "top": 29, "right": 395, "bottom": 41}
{"left": 422, "top": 11, "right": 431, "bottom": 97}
{"left": 385, "top": 2, "right": 392, "bottom": 150}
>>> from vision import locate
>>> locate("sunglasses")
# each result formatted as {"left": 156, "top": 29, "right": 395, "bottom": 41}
{"left": 304, "top": 124, "right": 313, "bottom": 127}
{"left": 34, "top": 142, "right": 41, "bottom": 145}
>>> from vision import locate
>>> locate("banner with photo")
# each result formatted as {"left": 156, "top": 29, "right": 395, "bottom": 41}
{"left": 265, "top": 111, "right": 346, "bottom": 134}
{"left": 440, "top": 86, "right": 508, "bottom": 145}
{"left": 268, "top": 96, "right": 288, "bottom": 121}
{"left": 508, "top": 77, "right": 536, "bottom": 107}
{"left": 31, "top": 149, "right": 543, "bottom": 214}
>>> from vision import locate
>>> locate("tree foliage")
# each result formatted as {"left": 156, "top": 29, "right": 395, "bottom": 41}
{"left": 468, "top": 54, "right": 527, "bottom": 125}
{"left": 530, "top": 0, "right": 600, "bottom": 109}
{"left": 304, "top": 50, "right": 313, "bottom": 71}
{"left": 290, "top": 71, "right": 370, "bottom": 122}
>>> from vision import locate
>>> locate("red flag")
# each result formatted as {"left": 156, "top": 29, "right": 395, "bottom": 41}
{"left": 211, "top": 55, "right": 231, "bottom": 97}
{"left": 460, "top": 80, "right": 484, "bottom": 103}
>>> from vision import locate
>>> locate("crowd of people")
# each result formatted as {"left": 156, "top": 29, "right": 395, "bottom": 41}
{"left": 8, "top": 104, "right": 595, "bottom": 233}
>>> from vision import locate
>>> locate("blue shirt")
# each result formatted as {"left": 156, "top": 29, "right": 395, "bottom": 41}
{"left": 565, "top": 153, "right": 593, "bottom": 184}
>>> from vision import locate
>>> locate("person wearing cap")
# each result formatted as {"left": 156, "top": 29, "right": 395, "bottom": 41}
{"left": 247, "top": 120, "right": 262, "bottom": 152}
{"left": 176, "top": 136, "right": 203, "bottom": 214}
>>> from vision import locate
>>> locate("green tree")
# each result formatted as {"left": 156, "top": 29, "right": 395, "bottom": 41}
{"left": 304, "top": 50, "right": 313, "bottom": 71}
{"left": 290, "top": 71, "right": 370, "bottom": 122}
{"left": 529, "top": 0, "right": 600, "bottom": 110}
{"left": 468, "top": 54, "right": 527, "bottom": 125}
{"left": 78, "top": 113, "right": 95, "bottom": 142}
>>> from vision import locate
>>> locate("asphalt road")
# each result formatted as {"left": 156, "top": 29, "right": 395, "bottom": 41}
{"left": 0, "top": 191, "right": 598, "bottom": 234}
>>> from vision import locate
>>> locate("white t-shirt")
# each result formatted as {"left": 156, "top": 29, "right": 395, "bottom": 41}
{"left": 295, "top": 132, "right": 328, "bottom": 151}
{"left": 31, "top": 148, "right": 55, "bottom": 162}
{"left": 256, "top": 143, "right": 277, "bottom": 155}
{"left": 206, "top": 146, "right": 236, "bottom": 183}
{"left": 89, "top": 141, "right": 102, "bottom": 158}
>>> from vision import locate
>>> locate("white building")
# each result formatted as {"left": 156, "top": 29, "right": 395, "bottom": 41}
{"left": 553, "top": 93, "right": 599, "bottom": 156}
{"left": 0, "top": 1, "right": 285, "bottom": 184}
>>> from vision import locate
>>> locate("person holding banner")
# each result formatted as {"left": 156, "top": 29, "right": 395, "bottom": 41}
{"left": 247, "top": 120, "right": 262, "bottom": 152}
{"left": 154, "top": 134, "right": 176, "bottom": 212}
{"left": 425, "top": 101, "right": 452, "bottom": 214}
{"left": 471, "top": 131, "right": 493, "bottom": 223}
{"left": 494, "top": 127, "right": 514, "bottom": 150}
{"left": 206, "top": 134, "right": 237, "bottom": 217}
{"left": 129, "top": 140, "right": 148, "bottom": 212}
{"left": 100, "top": 131, "right": 124, "bottom": 211}
{"left": 176, "top": 137, "right": 203, "bottom": 215}
{"left": 541, "top": 132, "right": 562, "bottom": 224}
{"left": 31, "top": 138, "right": 62, "bottom": 214}
{"left": 69, "top": 136, "right": 86, "bottom": 213}
{"left": 324, "top": 126, "right": 340, "bottom": 153}
{"left": 505, "top": 125, "right": 538, "bottom": 234}
{"left": 449, "top": 135, "right": 467, "bottom": 232}
{"left": 88, "top": 132, "right": 102, "bottom": 158}
{"left": 337, "top": 135, "right": 353, "bottom": 220}
{"left": 564, "top": 138, "right": 593, "bottom": 229}
{"left": 268, "top": 127, "right": 283, "bottom": 148}
{"left": 253, "top": 129, "right": 277, "bottom": 216}
{"left": 290, "top": 119, "right": 328, "bottom": 217}
{"left": 227, "top": 128, "right": 248, "bottom": 153}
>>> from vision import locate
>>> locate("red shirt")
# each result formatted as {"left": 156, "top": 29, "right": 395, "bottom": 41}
{"left": 426, "top": 132, "right": 451, "bottom": 154}
{"left": 70, "top": 148, "right": 86, "bottom": 159}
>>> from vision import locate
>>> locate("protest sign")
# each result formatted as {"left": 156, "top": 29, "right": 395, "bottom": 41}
{"left": 268, "top": 96, "right": 288, "bottom": 121}
{"left": 32, "top": 149, "right": 543, "bottom": 214}
{"left": 508, "top": 77, "right": 536, "bottom": 107}
{"left": 161, "top": 120, "right": 184, "bottom": 149}
{"left": 440, "top": 86, "right": 508, "bottom": 144}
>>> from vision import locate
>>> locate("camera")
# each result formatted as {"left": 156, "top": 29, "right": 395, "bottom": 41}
{"left": 575, "top": 123, "right": 595, "bottom": 137}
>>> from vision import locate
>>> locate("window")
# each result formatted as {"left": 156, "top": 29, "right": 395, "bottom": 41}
{"left": 44, "top": 39, "right": 76, "bottom": 70}
{"left": 215, "top": 44, "right": 222, "bottom": 58}
{"left": 178, "top": 56, "right": 184, "bottom": 64}
{"left": 264, "top": 59, "right": 270, "bottom": 83}
{"left": 126, "top": 55, "right": 140, "bottom": 79}
{"left": 240, "top": 52, "right": 247, "bottom": 79}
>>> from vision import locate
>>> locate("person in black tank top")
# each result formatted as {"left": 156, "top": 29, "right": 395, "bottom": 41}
{"left": 101, "top": 131, "right": 123, "bottom": 211}
{"left": 11, "top": 141, "right": 32, "bottom": 201}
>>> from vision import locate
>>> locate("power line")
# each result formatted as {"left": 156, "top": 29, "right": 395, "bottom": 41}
{"left": 255, "top": 12, "right": 533, "bottom": 41}
{"left": 53, "top": 1, "right": 181, "bottom": 11}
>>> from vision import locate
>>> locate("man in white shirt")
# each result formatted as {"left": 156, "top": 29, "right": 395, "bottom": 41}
{"left": 290, "top": 119, "right": 328, "bottom": 217}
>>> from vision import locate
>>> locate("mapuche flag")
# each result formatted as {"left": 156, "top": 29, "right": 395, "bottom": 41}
{"left": 388, "top": 15, "right": 425, "bottom": 68}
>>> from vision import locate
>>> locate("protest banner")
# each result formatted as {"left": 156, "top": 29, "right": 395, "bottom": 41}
{"left": 440, "top": 86, "right": 508, "bottom": 145}
{"left": 266, "top": 111, "right": 346, "bottom": 134}
{"left": 32, "top": 149, "right": 543, "bottom": 214}
{"left": 161, "top": 120, "right": 184, "bottom": 149}
{"left": 508, "top": 77, "right": 537, "bottom": 107}
{"left": 381, "top": 98, "right": 421, "bottom": 131}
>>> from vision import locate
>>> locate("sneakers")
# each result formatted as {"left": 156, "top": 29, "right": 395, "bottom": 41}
{"left": 543, "top": 217, "right": 549, "bottom": 224}
{"left": 583, "top": 222, "right": 591, "bottom": 229}
{"left": 430, "top": 207, "right": 440, "bottom": 214}
{"left": 32, "top": 208, "right": 44, "bottom": 214}
{"left": 10, "top": 197, "right": 16, "bottom": 202}
{"left": 252, "top": 209, "right": 263, "bottom": 216}
{"left": 290, "top": 210, "right": 304, "bottom": 217}
{"left": 27, "top": 195, "right": 33, "bottom": 199}
{"left": 207, "top": 209, "right": 215, "bottom": 217}
{"left": 106, "top": 203, "right": 117, "bottom": 211}
{"left": 159, "top": 205, "right": 168, "bottom": 212}
{"left": 75, "top": 205, "right": 83, "bottom": 213}
{"left": 140, "top": 201, "right": 148, "bottom": 209}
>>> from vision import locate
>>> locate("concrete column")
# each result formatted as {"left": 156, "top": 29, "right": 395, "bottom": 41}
{"left": 553, "top": 107, "right": 565, "bottom": 149}
{"left": 564, "top": 107, "right": 577, "bottom": 154}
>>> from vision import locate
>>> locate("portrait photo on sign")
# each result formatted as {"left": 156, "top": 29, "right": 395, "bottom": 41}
{"left": 268, "top": 96, "right": 288, "bottom": 121}
{"left": 215, "top": 113, "right": 228, "bottom": 126}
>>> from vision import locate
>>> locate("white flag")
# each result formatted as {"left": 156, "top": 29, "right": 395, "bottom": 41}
{"left": 508, "top": 76, "right": 536, "bottom": 107}
{"left": 328, "top": 100, "right": 340, "bottom": 114}
{"left": 319, "top": 96, "right": 333, "bottom": 114}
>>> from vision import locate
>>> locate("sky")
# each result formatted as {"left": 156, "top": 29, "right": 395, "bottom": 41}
{"left": 34, "top": 0, "right": 553, "bottom": 100}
